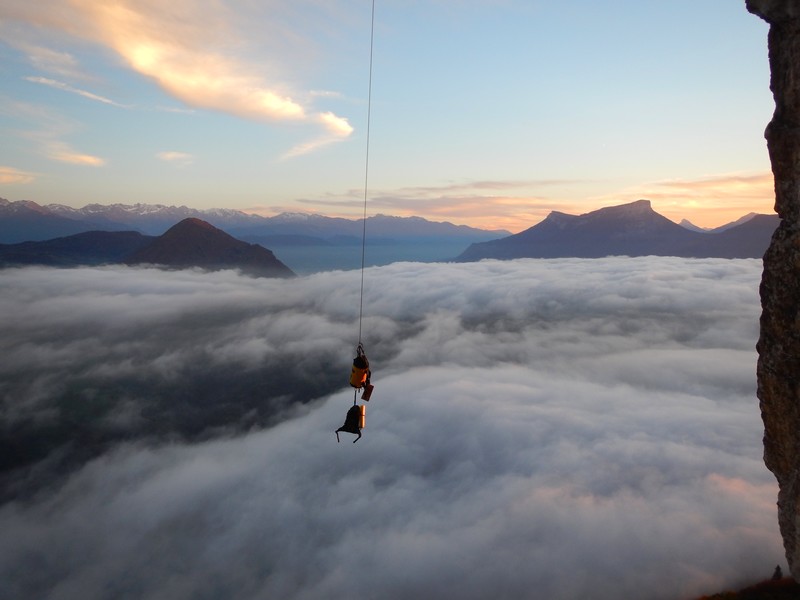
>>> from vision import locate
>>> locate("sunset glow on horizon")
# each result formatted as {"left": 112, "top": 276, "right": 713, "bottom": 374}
{"left": 241, "top": 169, "right": 775, "bottom": 234}
{"left": 0, "top": 1, "right": 774, "bottom": 233}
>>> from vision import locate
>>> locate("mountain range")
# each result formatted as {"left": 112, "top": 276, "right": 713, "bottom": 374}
{"left": 456, "top": 200, "right": 778, "bottom": 261}
{"left": 0, "top": 198, "right": 509, "bottom": 244}
{"left": 0, "top": 198, "right": 510, "bottom": 272}
{"left": 0, "top": 198, "right": 779, "bottom": 273}
{"left": 0, "top": 218, "right": 295, "bottom": 278}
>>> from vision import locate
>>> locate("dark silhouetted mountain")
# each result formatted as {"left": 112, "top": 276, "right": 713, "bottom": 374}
{"left": 456, "top": 200, "right": 778, "bottom": 261}
{"left": 709, "top": 212, "right": 760, "bottom": 233}
{"left": 0, "top": 199, "right": 511, "bottom": 271}
{"left": 124, "top": 218, "right": 295, "bottom": 278}
{"left": 0, "top": 230, "right": 154, "bottom": 267}
{"left": 2, "top": 197, "right": 776, "bottom": 270}
{"left": 692, "top": 213, "right": 779, "bottom": 258}
{"left": 678, "top": 219, "right": 708, "bottom": 233}
{"left": 678, "top": 214, "right": 761, "bottom": 233}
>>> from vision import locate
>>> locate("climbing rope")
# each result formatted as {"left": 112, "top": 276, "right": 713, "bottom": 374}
{"left": 336, "top": 2, "right": 377, "bottom": 444}
{"left": 357, "top": 0, "right": 376, "bottom": 348}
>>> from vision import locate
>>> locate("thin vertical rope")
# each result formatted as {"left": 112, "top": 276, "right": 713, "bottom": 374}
{"left": 358, "top": 0, "right": 375, "bottom": 347}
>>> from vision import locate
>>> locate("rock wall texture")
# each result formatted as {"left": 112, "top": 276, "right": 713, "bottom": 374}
{"left": 747, "top": 0, "right": 800, "bottom": 580}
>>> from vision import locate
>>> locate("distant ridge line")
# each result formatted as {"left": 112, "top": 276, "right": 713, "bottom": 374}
{"left": 456, "top": 200, "right": 777, "bottom": 261}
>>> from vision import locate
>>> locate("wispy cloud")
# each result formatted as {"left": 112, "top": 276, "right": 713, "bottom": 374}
{"left": 0, "top": 35, "right": 91, "bottom": 81}
{"left": 24, "top": 76, "right": 130, "bottom": 108}
{"left": 230, "top": 169, "right": 775, "bottom": 234}
{"left": 155, "top": 105, "right": 196, "bottom": 115}
{"left": 396, "top": 179, "right": 587, "bottom": 196}
{"left": 281, "top": 112, "right": 354, "bottom": 159}
{"left": 0, "top": 166, "right": 37, "bottom": 184}
{"left": 288, "top": 179, "right": 592, "bottom": 232}
{"left": 2, "top": 97, "right": 106, "bottom": 167}
{"left": 44, "top": 140, "right": 105, "bottom": 166}
{"left": 283, "top": 172, "right": 775, "bottom": 232}
{"left": 2, "top": 0, "right": 355, "bottom": 156}
{"left": 156, "top": 151, "right": 193, "bottom": 166}
{"left": 9, "top": 0, "right": 354, "bottom": 157}
{"left": 309, "top": 90, "right": 345, "bottom": 100}
{"left": 26, "top": 45, "right": 83, "bottom": 78}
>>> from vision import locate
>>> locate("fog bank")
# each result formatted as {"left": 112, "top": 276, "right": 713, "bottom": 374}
{"left": 0, "top": 258, "right": 780, "bottom": 599}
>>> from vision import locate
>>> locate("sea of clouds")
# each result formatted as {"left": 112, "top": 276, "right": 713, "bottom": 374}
{"left": 0, "top": 257, "right": 783, "bottom": 599}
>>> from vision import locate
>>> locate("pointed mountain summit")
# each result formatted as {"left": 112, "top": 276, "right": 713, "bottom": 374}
{"left": 678, "top": 219, "right": 708, "bottom": 232}
{"left": 125, "top": 218, "right": 294, "bottom": 278}
{"left": 456, "top": 199, "right": 777, "bottom": 261}
{"left": 457, "top": 200, "right": 694, "bottom": 260}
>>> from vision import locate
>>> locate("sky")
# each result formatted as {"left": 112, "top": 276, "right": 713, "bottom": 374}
{"left": 0, "top": 257, "right": 784, "bottom": 599}
{"left": 0, "top": 1, "right": 776, "bottom": 232}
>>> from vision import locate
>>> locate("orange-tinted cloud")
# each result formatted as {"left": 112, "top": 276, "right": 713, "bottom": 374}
{"left": 2, "top": 0, "right": 353, "bottom": 156}
{"left": 265, "top": 179, "right": 592, "bottom": 232}
{"left": 281, "top": 112, "right": 354, "bottom": 159}
{"left": 72, "top": 1, "right": 349, "bottom": 154}
{"left": 3, "top": 98, "right": 106, "bottom": 167}
{"left": 75, "top": 0, "right": 302, "bottom": 122}
{"left": 0, "top": 166, "right": 37, "bottom": 184}
{"left": 156, "top": 151, "right": 194, "bottom": 166}
{"left": 46, "top": 141, "right": 105, "bottom": 166}
{"left": 247, "top": 173, "right": 775, "bottom": 233}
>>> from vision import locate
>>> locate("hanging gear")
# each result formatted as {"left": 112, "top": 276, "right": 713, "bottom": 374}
{"left": 349, "top": 343, "right": 374, "bottom": 401}
{"left": 335, "top": 0, "right": 377, "bottom": 443}
{"left": 335, "top": 402, "right": 365, "bottom": 443}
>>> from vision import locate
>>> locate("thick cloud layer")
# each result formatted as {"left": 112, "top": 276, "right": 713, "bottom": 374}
{"left": 0, "top": 258, "right": 782, "bottom": 599}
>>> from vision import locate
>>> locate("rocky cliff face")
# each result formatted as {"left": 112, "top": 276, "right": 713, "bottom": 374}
{"left": 747, "top": 0, "right": 800, "bottom": 580}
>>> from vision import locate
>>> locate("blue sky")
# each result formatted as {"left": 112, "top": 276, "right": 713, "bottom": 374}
{"left": 0, "top": 1, "right": 773, "bottom": 232}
